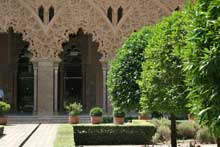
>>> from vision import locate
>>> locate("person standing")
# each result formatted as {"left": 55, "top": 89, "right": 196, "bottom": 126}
{"left": 0, "top": 88, "right": 4, "bottom": 101}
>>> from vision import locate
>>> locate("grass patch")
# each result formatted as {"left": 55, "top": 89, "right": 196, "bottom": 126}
{"left": 54, "top": 124, "right": 75, "bottom": 147}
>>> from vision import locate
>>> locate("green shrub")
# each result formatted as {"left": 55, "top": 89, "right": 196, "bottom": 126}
{"left": 0, "top": 125, "right": 4, "bottom": 136}
{"left": 90, "top": 107, "right": 103, "bottom": 117}
{"left": 196, "top": 127, "right": 215, "bottom": 144}
{"left": 65, "top": 103, "right": 82, "bottom": 116}
{"left": 113, "top": 108, "right": 125, "bottom": 117}
{"left": 152, "top": 125, "right": 171, "bottom": 143}
{"left": 103, "top": 116, "right": 138, "bottom": 123}
{"left": 177, "top": 121, "right": 197, "bottom": 139}
{"left": 73, "top": 124, "right": 156, "bottom": 145}
{"left": 150, "top": 118, "right": 170, "bottom": 128}
{"left": 0, "top": 101, "right": 10, "bottom": 116}
{"left": 102, "top": 117, "right": 113, "bottom": 123}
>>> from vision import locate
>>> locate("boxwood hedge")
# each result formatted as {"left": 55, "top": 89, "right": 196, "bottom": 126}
{"left": 73, "top": 123, "right": 156, "bottom": 145}
{"left": 0, "top": 125, "right": 4, "bottom": 136}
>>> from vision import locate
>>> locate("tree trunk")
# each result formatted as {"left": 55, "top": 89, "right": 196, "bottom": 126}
{"left": 217, "top": 137, "right": 220, "bottom": 147}
{"left": 170, "top": 114, "right": 177, "bottom": 147}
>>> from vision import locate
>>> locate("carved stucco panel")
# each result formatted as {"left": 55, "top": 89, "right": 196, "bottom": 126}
{"left": 0, "top": 0, "right": 185, "bottom": 62}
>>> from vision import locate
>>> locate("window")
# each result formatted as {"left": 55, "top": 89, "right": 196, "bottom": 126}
{"left": 49, "top": 6, "right": 55, "bottom": 22}
{"left": 107, "top": 7, "right": 113, "bottom": 23}
{"left": 117, "top": 6, "right": 123, "bottom": 23}
{"left": 38, "top": 6, "right": 44, "bottom": 22}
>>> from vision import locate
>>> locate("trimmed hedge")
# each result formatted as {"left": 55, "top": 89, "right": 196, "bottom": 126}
{"left": 73, "top": 123, "right": 156, "bottom": 145}
{"left": 0, "top": 125, "right": 4, "bottom": 136}
{"left": 103, "top": 116, "right": 138, "bottom": 123}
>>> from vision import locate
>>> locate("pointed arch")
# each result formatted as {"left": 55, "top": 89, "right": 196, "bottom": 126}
{"left": 117, "top": 6, "right": 123, "bottom": 23}
{"left": 49, "top": 6, "right": 55, "bottom": 22}
{"left": 38, "top": 6, "right": 44, "bottom": 22}
{"left": 107, "top": 7, "right": 113, "bottom": 23}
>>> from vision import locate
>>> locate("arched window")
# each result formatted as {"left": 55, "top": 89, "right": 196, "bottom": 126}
{"left": 117, "top": 6, "right": 123, "bottom": 23}
{"left": 49, "top": 6, "right": 55, "bottom": 22}
{"left": 38, "top": 6, "right": 44, "bottom": 22}
{"left": 107, "top": 7, "right": 113, "bottom": 23}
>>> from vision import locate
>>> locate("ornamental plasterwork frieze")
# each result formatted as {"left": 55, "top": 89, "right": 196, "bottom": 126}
{"left": 0, "top": 0, "right": 184, "bottom": 62}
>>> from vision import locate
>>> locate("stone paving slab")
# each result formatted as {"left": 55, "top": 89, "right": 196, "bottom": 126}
{"left": 23, "top": 124, "right": 58, "bottom": 147}
{"left": 84, "top": 145, "right": 217, "bottom": 147}
{"left": 0, "top": 124, "right": 38, "bottom": 147}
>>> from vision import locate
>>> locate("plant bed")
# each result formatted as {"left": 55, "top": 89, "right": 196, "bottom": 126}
{"left": 73, "top": 123, "right": 156, "bottom": 145}
{"left": 0, "top": 125, "right": 4, "bottom": 136}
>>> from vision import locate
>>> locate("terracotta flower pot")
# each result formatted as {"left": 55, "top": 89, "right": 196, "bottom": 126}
{"left": 68, "top": 116, "right": 79, "bottom": 124}
{"left": 0, "top": 116, "right": 7, "bottom": 125}
{"left": 114, "top": 117, "right": 124, "bottom": 124}
{"left": 91, "top": 116, "right": 102, "bottom": 124}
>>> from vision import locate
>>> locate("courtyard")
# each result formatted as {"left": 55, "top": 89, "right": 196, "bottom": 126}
{"left": 1, "top": 0, "right": 220, "bottom": 147}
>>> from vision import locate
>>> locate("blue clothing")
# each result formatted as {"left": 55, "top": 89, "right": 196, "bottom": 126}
{"left": 0, "top": 89, "right": 4, "bottom": 98}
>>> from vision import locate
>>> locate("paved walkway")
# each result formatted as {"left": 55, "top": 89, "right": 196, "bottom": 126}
{"left": 0, "top": 124, "right": 58, "bottom": 147}
{"left": 23, "top": 124, "right": 58, "bottom": 147}
{"left": 0, "top": 124, "right": 38, "bottom": 147}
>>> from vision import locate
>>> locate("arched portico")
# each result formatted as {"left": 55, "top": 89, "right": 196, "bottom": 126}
{"left": 0, "top": 0, "right": 184, "bottom": 114}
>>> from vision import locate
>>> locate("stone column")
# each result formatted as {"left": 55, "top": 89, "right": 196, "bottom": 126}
{"left": 33, "top": 63, "right": 38, "bottom": 113}
{"left": 101, "top": 61, "right": 108, "bottom": 112}
{"left": 37, "top": 61, "right": 54, "bottom": 115}
{"left": 54, "top": 63, "right": 59, "bottom": 114}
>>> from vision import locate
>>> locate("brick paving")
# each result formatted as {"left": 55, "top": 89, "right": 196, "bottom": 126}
{"left": 0, "top": 124, "right": 38, "bottom": 147}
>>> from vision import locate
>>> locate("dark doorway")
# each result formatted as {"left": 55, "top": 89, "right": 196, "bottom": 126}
{"left": 17, "top": 43, "right": 34, "bottom": 113}
{"left": 0, "top": 28, "right": 34, "bottom": 113}
{"left": 59, "top": 29, "right": 103, "bottom": 112}
{"left": 59, "top": 32, "right": 83, "bottom": 111}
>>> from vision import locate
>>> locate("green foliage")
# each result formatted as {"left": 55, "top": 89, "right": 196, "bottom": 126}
{"left": 54, "top": 124, "right": 75, "bottom": 147}
{"left": 113, "top": 108, "right": 126, "bottom": 117}
{"left": 150, "top": 118, "right": 171, "bottom": 128}
{"left": 196, "top": 127, "right": 215, "bottom": 144}
{"left": 153, "top": 124, "right": 171, "bottom": 143}
{"left": 177, "top": 121, "right": 197, "bottom": 139}
{"left": 65, "top": 103, "right": 82, "bottom": 116}
{"left": 73, "top": 124, "right": 156, "bottom": 145}
{"left": 138, "top": 11, "right": 189, "bottom": 115}
{"left": 107, "top": 27, "right": 153, "bottom": 112}
{"left": 90, "top": 107, "right": 103, "bottom": 117}
{"left": 0, "top": 101, "right": 11, "bottom": 116}
{"left": 102, "top": 116, "right": 138, "bottom": 123}
{"left": 182, "top": 0, "right": 220, "bottom": 138}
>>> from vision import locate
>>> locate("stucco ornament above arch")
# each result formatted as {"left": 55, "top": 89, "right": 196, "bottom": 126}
{"left": 0, "top": 0, "right": 185, "bottom": 62}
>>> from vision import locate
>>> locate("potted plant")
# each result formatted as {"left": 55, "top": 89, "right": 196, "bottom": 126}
{"left": 0, "top": 101, "right": 11, "bottom": 125}
{"left": 65, "top": 102, "right": 82, "bottom": 124}
{"left": 113, "top": 108, "right": 125, "bottom": 124}
{"left": 90, "top": 107, "right": 103, "bottom": 124}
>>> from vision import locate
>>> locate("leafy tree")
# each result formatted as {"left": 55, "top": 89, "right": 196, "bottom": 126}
{"left": 139, "top": 11, "right": 189, "bottom": 147}
{"left": 107, "top": 27, "right": 152, "bottom": 112}
{"left": 183, "top": 0, "right": 220, "bottom": 146}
